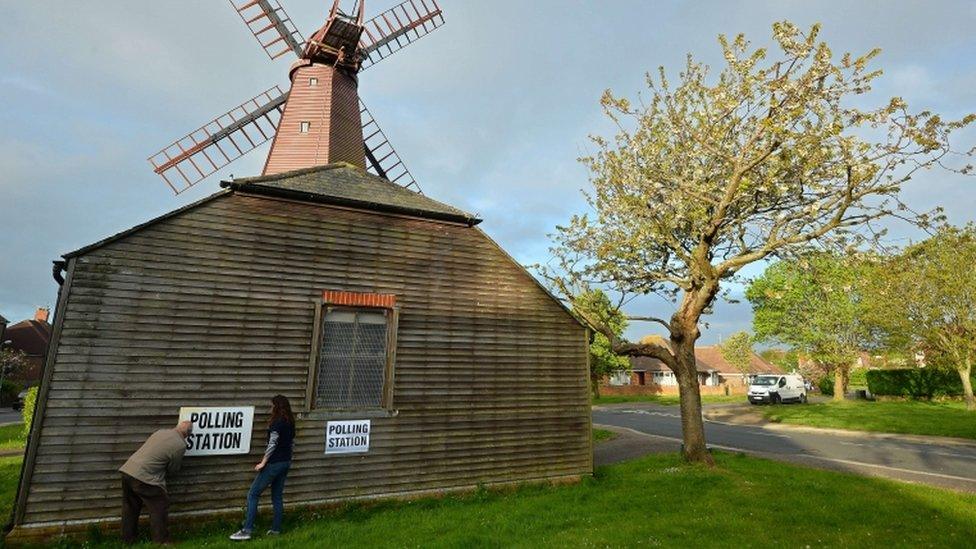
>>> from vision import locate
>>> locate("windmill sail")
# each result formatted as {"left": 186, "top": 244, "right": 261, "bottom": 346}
{"left": 149, "top": 86, "right": 287, "bottom": 194}
{"left": 359, "top": 0, "right": 444, "bottom": 70}
{"left": 230, "top": 0, "right": 305, "bottom": 59}
{"left": 150, "top": 1, "right": 443, "bottom": 195}
{"left": 361, "top": 99, "right": 421, "bottom": 192}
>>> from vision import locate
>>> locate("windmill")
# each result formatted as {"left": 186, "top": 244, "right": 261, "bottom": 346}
{"left": 148, "top": 0, "right": 444, "bottom": 195}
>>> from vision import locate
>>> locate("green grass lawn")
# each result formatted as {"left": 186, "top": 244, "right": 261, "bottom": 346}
{"left": 0, "top": 455, "right": 22, "bottom": 522}
{"left": 594, "top": 394, "right": 745, "bottom": 406}
{"left": 0, "top": 423, "right": 26, "bottom": 451}
{"left": 6, "top": 451, "right": 975, "bottom": 547}
{"left": 592, "top": 428, "right": 616, "bottom": 443}
{"left": 764, "top": 399, "right": 976, "bottom": 440}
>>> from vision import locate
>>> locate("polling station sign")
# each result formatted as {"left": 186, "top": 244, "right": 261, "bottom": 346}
{"left": 179, "top": 406, "right": 255, "bottom": 456}
{"left": 325, "top": 420, "right": 370, "bottom": 455}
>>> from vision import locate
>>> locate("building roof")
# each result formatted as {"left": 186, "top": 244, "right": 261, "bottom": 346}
{"left": 3, "top": 319, "right": 51, "bottom": 356}
{"left": 694, "top": 346, "right": 784, "bottom": 375}
{"left": 67, "top": 164, "right": 482, "bottom": 259}
{"left": 629, "top": 345, "right": 784, "bottom": 375}
{"left": 221, "top": 163, "right": 481, "bottom": 226}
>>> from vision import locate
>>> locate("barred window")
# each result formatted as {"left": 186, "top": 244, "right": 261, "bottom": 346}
{"left": 315, "top": 308, "right": 393, "bottom": 409}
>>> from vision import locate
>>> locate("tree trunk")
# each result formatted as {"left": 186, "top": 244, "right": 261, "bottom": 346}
{"left": 959, "top": 360, "right": 974, "bottom": 412}
{"left": 591, "top": 372, "right": 601, "bottom": 401}
{"left": 672, "top": 329, "right": 714, "bottom": 465}
{"left": 832, "top": 366, "right": 847, "bottom": 402}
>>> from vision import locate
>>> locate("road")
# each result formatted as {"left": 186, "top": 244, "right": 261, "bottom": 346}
{"left": 593, "top": 403, "right": 976, "bottom": 493}
{"left": 0, "top": 408, "right": 22, "bottom": 425}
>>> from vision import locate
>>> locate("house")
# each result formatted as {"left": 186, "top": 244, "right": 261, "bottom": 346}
{"left": 9, "top": 165, "right": 591, "bottom": 539}
{"left": 695, "top": 346, "right": 784, "bottom": 386}
{"left": 605, "top": 345, "right": 783, "bottom": 395}
{"left": 1, "top": 308, "right": 52, "bottom": 385}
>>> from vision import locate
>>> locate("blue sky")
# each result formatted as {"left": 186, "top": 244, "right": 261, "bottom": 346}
{"left": 1, "top": 1, "right": 974, "bottom": 343}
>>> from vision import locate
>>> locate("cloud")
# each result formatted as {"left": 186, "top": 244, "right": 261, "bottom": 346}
{"left": 0, "top": 75, "right": 54, "bottom": 97}
{"left": 1, "top": 0, "right": 975, "bottom": 338}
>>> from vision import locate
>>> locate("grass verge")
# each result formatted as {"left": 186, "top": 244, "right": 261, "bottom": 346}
{"left": 0, "top": 455, "right": 22, "bottom": 522}
{"left": 5, "top": 451, "right": 975, "bottom": 547}
{"left": 592, "top": 428, "right": 616, "bottom": 443}
{"left": 594, "top": 394, "right": 744, "bottom": 406}
{"left": 0, "top": 423, "right": 26, "bottom": 451}
{"left": 763, "top": 399, "right": 976, "bottom": 440}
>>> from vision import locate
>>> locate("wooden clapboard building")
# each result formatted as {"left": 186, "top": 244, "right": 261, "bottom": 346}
{"left": 9, "top": 1, "right": 590, "bottom": 540}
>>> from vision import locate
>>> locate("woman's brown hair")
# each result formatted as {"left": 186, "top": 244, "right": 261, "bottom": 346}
{"left": 269, "top": 394, "right": 295, "bottom": 426}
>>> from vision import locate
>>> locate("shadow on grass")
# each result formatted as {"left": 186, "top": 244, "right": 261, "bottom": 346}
{"left": 30, "top": 451, "right": 976, "bottom": 548}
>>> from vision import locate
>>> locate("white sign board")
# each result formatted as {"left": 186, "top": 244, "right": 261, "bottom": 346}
{"left": 179, "top": 406, "right": 255, "bottom": 456}
{"left": 325, "top": 420, "right": 371, "bottom": 455}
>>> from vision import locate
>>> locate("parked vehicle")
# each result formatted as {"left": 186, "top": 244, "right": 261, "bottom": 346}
{"left": 748, "top": 374, "right": 807, "bottom": 404}
{"left": 11, "top": 389, "right": 28, "bottom": 411}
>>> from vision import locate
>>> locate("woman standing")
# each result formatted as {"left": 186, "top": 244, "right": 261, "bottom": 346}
{"left": 230, "top": 395, "right": 295, "bottom": 541}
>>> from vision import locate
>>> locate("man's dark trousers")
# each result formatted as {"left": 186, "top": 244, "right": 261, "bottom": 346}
{"left": 121, "top": 473, "right": 171, "bottom": 544}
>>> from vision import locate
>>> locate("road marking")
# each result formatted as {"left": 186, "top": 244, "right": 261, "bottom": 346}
{"left": 744, "top": 431, "right": 793, "bottom": 439}
{"left": 597, "top": 424, "right": 976, "bottom": 485}
{"left": 617, "top": 409, "right": 682, "bottom": 419}
{"left": 928, "top": 450, "right": 976, "bottom": 460}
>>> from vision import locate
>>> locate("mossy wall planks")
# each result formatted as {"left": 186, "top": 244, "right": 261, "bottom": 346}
{"left": 14, "top": 192, "right": 590, "bottom": 529}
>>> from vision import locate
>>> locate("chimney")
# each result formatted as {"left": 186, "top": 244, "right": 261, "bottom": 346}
{"left": 35, "top": 307, "right": 50, "bottom": 323}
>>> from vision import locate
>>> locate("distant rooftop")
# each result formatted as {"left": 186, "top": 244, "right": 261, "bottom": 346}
{"left": 221, "top": 163, "right": 481, "bottom": 226}
{"left": 630, "top": 345, "right": 784, "bottom": 375}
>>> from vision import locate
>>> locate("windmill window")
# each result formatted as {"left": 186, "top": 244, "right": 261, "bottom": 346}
{"left": 310, "top": 306, "right": 397, "bottom": 410}
{"left": 309, "top": 77, "right": 318, "bottom": 87}
{"left": 299, "top": 121, "right": 311, "bottom": 133}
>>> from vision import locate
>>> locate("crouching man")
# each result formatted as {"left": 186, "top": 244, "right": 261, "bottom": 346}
{"left": 119, "top": 420, "right": 193, "bottom": 544}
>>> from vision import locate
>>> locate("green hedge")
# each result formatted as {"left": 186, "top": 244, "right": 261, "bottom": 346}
{"left": 866, "top": 368, "right": 974, "bottom": 398}
{"left": 817, "top": 376, "right": 834, "bottom": 396}
{"left": 22, "top": 387, "right": 38, "bottom": 439}
{"left": 848, "top": 368, "right": 868, "bottom": 388}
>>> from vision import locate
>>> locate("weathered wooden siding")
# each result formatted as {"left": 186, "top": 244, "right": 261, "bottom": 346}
{"left": 14, "top": 192, "right": 590, "bottom": 530}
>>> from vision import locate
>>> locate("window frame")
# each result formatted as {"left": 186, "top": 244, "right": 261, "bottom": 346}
{"left": 305, "top": 299, "right": 399, "bottom": 413}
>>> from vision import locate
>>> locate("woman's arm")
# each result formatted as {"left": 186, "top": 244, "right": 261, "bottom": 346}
{"left": 255, "top": 429, "right": 280, "bottom": 471}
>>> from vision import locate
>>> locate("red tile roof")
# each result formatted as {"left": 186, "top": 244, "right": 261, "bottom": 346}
{"left": 4, "top": 319, "right": 51, "bottom": 357}
{"left": 629, "top": 345, "right": 784, "bottom": 375}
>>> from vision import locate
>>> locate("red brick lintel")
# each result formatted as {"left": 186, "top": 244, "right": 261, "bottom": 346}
{"left": 322, "top": 290, "right": 397, "bottom": 309}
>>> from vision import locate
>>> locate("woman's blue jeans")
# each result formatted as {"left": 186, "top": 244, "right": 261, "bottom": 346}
{"left": 242, "top": 460, "right": 291, "bottom": 532}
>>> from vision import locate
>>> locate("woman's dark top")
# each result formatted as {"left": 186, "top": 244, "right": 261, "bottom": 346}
{"left": 263, "top": 419, "right": 295, "bottom": 464}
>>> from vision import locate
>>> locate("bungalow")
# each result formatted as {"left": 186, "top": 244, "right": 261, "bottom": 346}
{"left": 606, "top": 345, "right": 784, "bottom": 394}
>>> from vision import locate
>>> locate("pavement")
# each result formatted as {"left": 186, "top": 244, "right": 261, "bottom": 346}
{"left": 0, "top": 408, "right": 22, "bottom": 425}
{"left": 593, "top": 402, "right": 976, "bottom": 493}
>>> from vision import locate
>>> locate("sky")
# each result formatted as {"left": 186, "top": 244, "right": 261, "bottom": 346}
{"left": 1, "top": 1, "right": 974, "bottom": 343}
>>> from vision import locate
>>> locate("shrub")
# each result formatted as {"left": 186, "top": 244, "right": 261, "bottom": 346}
{"left": 817, "top": 376, "right": 834, "bottom": 396}
{"left": 0, "top": 379, "right": 21, "bottom": 407}
{"left": 22, "top": 387, "right": 38, "bottom": 439}
{"left": 866, "top": 369, "right": 975, "bottom": 398}
{"left": 848, "top": 368, "right": 868, "bottom": 388}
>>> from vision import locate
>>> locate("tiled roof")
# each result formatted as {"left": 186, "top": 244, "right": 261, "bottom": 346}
{"left": 629, "top": 345, "right": 784, "bottom": 375}
{"left": 694, "top": 346, "right": 784, "bottom": 375}
{"left": 4, "top": 319, "right": 52, "bottom": 356}
{"left": 222, "top": 163, "right": 480, "bottom": 225}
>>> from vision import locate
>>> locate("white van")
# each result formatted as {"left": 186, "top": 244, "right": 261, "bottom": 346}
{"left": 748, "top": 374, "right": 807, "bottom": 405}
